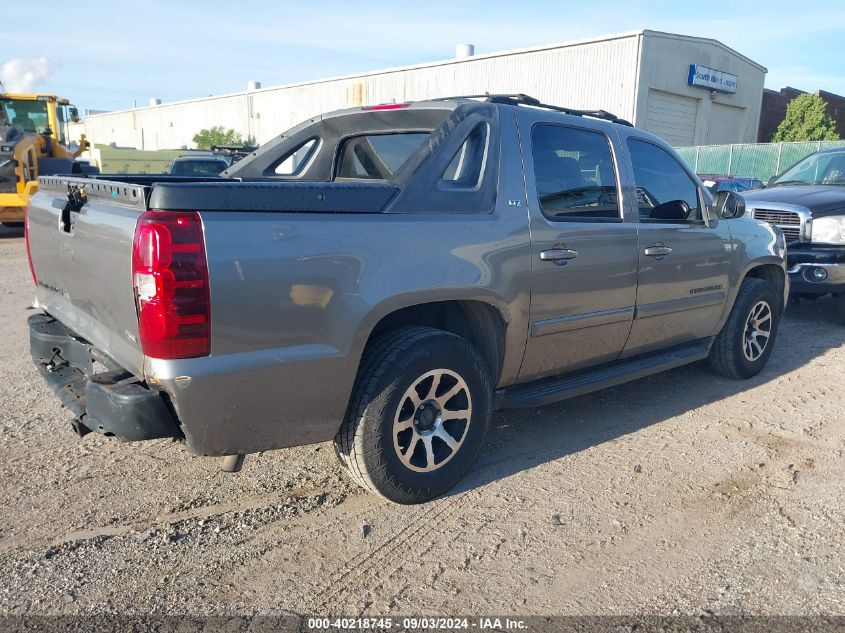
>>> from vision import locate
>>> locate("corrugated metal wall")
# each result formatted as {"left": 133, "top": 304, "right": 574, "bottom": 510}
{"left": 76, "top": 35, "right": 641, "bottom": 150}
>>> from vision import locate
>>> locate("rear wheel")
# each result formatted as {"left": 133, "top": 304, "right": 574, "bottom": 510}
{"left": 335, "top": 327, "right": 492, "bottom": 504}
{"left": 709, "top": 278, "right": 780, "bottom": 379}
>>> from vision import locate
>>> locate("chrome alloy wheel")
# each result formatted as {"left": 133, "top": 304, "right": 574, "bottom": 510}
{"left": 393, "top": 369, "right": 472, "bottom": 473}
{"left": 743, "top": 300, "right": 772, "bottom": 362}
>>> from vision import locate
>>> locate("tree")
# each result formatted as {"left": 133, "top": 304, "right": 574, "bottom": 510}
{"left": 192, "top": 126, "right": 245, "bottom": 149}
{"left": 772, "top": 94, "right": 840, "bottom": 142}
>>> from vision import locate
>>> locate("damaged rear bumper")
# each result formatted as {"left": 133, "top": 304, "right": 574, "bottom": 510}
{"left": 29, "top": 313, "right": 182, "bottom": 442}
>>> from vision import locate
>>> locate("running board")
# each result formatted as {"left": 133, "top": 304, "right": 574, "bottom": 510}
{"left": 495, "top": 339, "right": 712, "bottom": 409}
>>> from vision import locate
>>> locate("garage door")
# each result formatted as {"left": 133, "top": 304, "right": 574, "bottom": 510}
{"left": 707, "top": 103, "right": 745, "bottom": 145}
{"left": 645, "top": 90, "right": 698, "bottom": 146}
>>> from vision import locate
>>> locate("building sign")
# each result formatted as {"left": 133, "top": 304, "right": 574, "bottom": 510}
{"left": 688, "top": 64, "right": 738, "bottom": 94}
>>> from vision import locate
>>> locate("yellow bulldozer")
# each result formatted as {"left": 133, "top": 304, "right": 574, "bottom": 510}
{"left": 0, "top": 92, "right": 97, "bottom": 225}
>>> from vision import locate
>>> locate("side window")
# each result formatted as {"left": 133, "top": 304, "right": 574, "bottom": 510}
{"left": 273, "top": 138, "right": 318, "bottom": 175}
{"left": 627, "top": 138, "right": 702, "bottom": 223}
{"left": 336, "top": 132, "right": 430, "bottom": 180}
{"left": 531, "top": 124, "right": 620, "bottom": 221}
{"left": 440, "top": 123, "right": 489, "bottom": 189}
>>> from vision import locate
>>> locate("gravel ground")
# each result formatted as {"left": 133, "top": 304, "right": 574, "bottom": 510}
{"left": 0, "top": 223, "right": 843, "bottom": 617}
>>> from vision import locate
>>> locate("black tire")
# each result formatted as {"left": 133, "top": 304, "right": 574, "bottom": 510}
{"left": 0, "top": 222, "right": 24, "bottom": 228}
{"left": 709, "top": 278, "right": 781, "bottom": 379}
{"left": 335, "top": 326, "right": 492, "bottom": 504}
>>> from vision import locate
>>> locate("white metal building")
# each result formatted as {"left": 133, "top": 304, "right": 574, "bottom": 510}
{"left": 74, "top": 29, "right": 766, "bottom": 150}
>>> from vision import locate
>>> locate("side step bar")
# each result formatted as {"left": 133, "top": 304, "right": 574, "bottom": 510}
{"left": 495, "top": 339, "right": 712, "bottom": 409}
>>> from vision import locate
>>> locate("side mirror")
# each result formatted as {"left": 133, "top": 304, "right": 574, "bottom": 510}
{"left": 68, "top": 106, "right": 81, "bottom": 123}
{"left": 713, "top": 190, "right": 746, "bottom": 219}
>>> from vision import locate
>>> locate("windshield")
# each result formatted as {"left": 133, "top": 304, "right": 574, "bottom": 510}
{"left": 0, "top": 99, "right": 50, "bottom": 133}
{"left": 773, "top": 150, "right": 845, "bottom": 186}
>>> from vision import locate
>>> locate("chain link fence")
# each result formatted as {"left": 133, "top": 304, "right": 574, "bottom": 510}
{"left": 675, "top": 140, "right": 845, "bottom": 183}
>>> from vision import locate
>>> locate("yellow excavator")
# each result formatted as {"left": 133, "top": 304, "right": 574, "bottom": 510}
{"left": 0, "top": 92, "right": 97, "bottom": 225}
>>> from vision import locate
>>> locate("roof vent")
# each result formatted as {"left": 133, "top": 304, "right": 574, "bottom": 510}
{"left": 149, "top": 98, "right": 161, "bottom": 106}
{"left": 247, "top": 81, "right": 261, "bottom": 91}
{"left": 455, "top": 44, "right": 475, "bottom": 59}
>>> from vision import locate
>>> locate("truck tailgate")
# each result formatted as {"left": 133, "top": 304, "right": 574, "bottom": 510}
{"left": 27, "top": 177, "right": 148, "bottom": 377}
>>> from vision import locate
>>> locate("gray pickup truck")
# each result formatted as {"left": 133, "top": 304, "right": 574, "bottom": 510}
{"left": 26, "top": 95, "right": 787, "bottom": 503}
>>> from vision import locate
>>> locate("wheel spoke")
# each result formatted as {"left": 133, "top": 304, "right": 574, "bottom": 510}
{"left": 756, "top": 329, "right": 770, "bottom": 339}
{"left": 395, "top": 418, "right": 413, "bottom": 433}
{"left": 442, "top": 408, "right": 471, "bottom": 421}
{"left": 434, "top": 427, "right": 459, "bottom": 451}
{"left": 425, "top": 371, "right": 443, "bottom": 401}
{"left": 403, "top": 433, "right": 420, "bottom": 459}
{"left": 436, "top": 382, "right": 464, "bottom": 407}
{"left": 750, "top": 338, "right": 763, "bottom": 357}
{"left": 421, "top": 435, "right": 435, "bottom": 469}
{"left": 406, "top": 390, "right": 421, "bottom": 409}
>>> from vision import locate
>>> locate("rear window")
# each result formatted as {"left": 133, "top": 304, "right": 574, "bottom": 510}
{"left": 336, "top": 132, "right": 430, "bottom": 179}
{"left": 171, "top": 160, "right": 227, "bottom": 176}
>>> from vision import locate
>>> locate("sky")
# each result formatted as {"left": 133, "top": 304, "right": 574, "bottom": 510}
{"left": 1, "top": 0, "right": 844, "bottom": 113}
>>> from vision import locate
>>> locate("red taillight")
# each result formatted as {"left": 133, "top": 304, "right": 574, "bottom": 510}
{"left": 132, "top": 211, "right": 210, "bottom": 359}
{"left": 25, "top": 205, "right": 37, "bottom": 285}
{"left": 361, "top": 102, "right": 410, "bottom": 111}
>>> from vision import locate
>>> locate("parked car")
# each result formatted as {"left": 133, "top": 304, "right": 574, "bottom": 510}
{"left": 164, "top": 155, "right": 229, "bottom": 176}
{"left": 699, "top": 174, "right": 765, "bottom": 194}
{"left": 742, "top": 147, "right": 845, "bottom": 318}
{"left": 26, "top": 95, "right": 787, "bottom": 503}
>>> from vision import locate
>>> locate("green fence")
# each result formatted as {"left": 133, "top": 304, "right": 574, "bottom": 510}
{"left": 90, "top": 145, "right": 183, "bottom": 174}
{"left": 675, "top": 141, "right": 845, "bottom": 183}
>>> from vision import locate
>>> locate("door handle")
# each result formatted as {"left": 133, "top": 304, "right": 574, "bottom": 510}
{"left": 540, "top": 248, "right": 578, "bottom": 261}
{"left": 644, "top": 245, "right": 673, "bottom": 257}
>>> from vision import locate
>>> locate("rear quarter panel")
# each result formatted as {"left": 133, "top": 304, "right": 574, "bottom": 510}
{"left": 147, "top": 208, "right": 532, "bottom": 455}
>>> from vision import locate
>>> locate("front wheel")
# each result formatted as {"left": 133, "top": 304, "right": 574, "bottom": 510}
{"left": 709, "top": 278, "right": 781, "bottom": 379}
{"left": 335, "top": 327, "right": 492, "bottom": 504}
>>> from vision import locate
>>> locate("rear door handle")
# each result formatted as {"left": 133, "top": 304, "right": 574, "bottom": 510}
{"left": 540, "top": 249, "right": 578, "bottom": 261}
{"left": 644, "top": 245, "right": 673, "bottom": 257}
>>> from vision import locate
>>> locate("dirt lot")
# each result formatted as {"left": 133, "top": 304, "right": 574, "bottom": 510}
{"left": 1, "top": 223, "right": 843, "bottom": 618}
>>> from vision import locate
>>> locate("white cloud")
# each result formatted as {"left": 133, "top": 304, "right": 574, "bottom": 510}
{"left": 0, "top": 57, "right": 59, "bottom": 93}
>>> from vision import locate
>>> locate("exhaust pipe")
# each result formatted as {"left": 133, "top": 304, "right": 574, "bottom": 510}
{"left": 221, "top": 454, "right": 246, "bottom": 473}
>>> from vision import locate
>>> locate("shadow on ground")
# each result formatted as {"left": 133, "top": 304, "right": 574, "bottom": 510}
{"left": 451, "top": 298, "right": 845, "bottom": 496}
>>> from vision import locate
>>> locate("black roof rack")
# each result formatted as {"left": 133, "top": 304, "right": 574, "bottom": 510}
{"left": 432, "top": 93, "right": 633, "bottom": 126}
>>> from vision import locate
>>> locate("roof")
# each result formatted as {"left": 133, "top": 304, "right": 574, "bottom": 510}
{"left": 85, "top": 29, "right": 766, "bottom": 119}
{"left": 640, "top": 30, "right": 767, "bottom": 72}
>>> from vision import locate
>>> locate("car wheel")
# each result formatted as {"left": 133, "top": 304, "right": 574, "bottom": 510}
{"left": 709, "top": 278, "right": 780, "bottom": 379}
{"left": 335, "top": 326, "right": 492, "bottom": 504}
